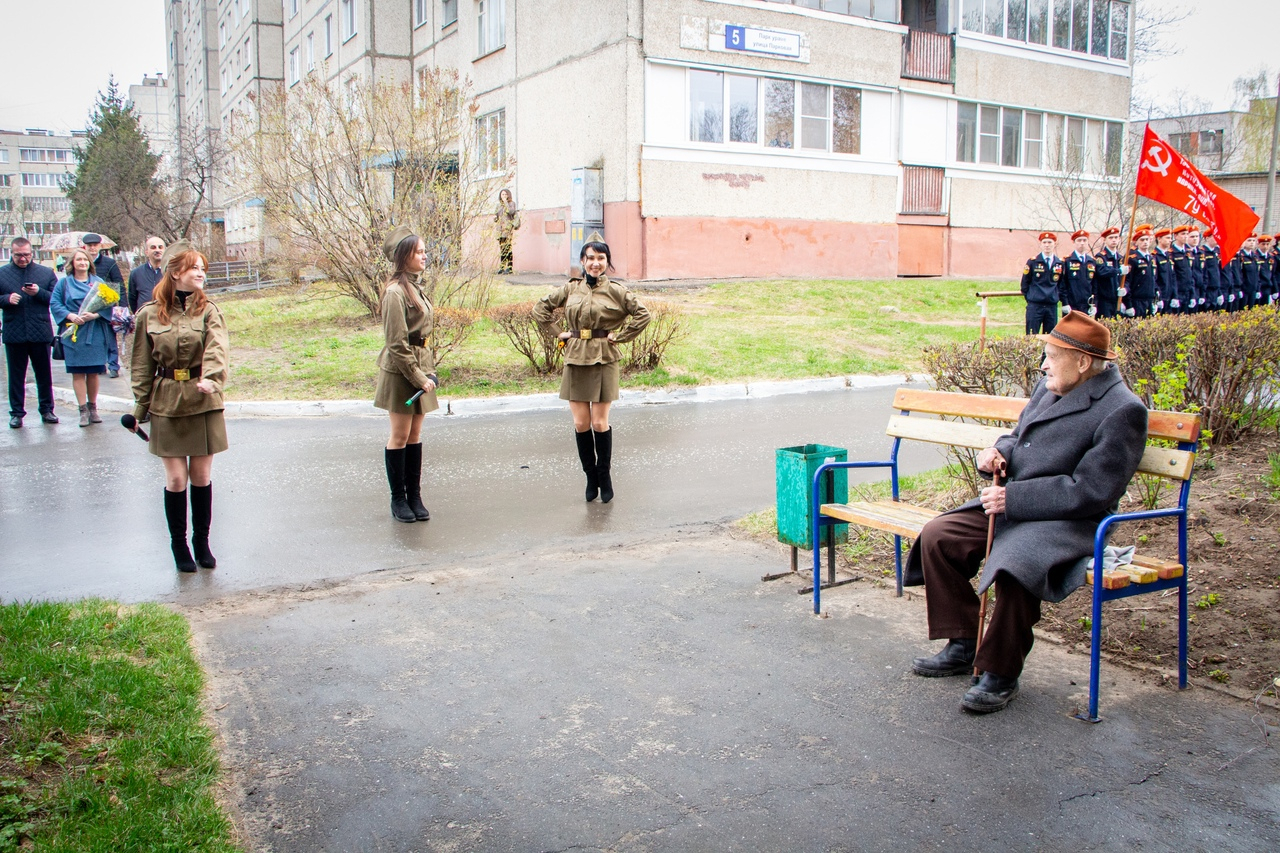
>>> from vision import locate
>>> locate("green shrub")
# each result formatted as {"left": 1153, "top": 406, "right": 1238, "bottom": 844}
{"left": 488, "top": 301, "right": 563, "bottom": 374}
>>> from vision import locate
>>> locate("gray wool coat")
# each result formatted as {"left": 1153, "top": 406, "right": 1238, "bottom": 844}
{"left": 904, "top": 366, "right": 1149, "bottom": 603}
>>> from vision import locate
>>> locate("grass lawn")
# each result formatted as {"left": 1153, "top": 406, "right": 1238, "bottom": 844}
{"left": 0, "top": 601, "right": 238, "bottom": 853}
{"left": 216, "top": 278, "right": 1028, "bottom": 400}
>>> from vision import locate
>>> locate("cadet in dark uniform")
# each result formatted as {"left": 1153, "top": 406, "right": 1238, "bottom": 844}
{"left": 374, "top": 226, "right": 439, "bottom": 524}
{"left": 1092, "top": 227, "right": 1126, "bottom": 319}
{"left": 1060, "top": 230, "right": 1097, "bottom": 315}
{"left": 129, "top": 242, "right": 230, "bottom": 573}
{"left": 1168, "top": 225, "right": 1195, "bottom": 313}
{"left": 1199, "top": 230, "right": 1225, "bottom": 311}
{"left": 1258, "top": 235, "right": 1276, "bottom": 306}
{"left": 1185, "top": 226, "right": 1205, "bottom": 312}
{"left": 1224, "top": 235, "right": 1244, "bottom": 311}
{"left": 533, "top": 236, "right": 650, "bottom": 503}
{"left": 1020, "top": 232, "right": 1062, "bottom": 334}
{"left": 1153, "top": 228, "right": 1174, "bottom": 313}
{"left": 1126, "top": 227, "right": 1158, "bottom": 317}
{"left": 1237, "top": 234, "right": 1261, "bottom": 309}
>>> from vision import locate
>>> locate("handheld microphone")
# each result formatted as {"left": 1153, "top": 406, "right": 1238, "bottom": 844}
{"left": 121, "top": 413, "right": 150, "bottom": 442}
{"left": 405, "top": 375, "right": 438, "bottom": 406}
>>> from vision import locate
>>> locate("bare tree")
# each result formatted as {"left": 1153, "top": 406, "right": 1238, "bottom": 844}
{"left": 230, "top": 70, "right": 510, "bottom": 326}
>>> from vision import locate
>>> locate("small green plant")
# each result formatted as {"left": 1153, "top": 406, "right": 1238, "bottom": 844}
{"left": 1264, "top": 452, "right": 1280, "bottom": 500}
{"left": 1208, "top": 669, "right": 1230, "bottom": 684}
{"left": 1196, "top": 593, "right": 1221, "bottom": 609}
{"left": 1078, "top": 616, "right": 1092, "bottom": 630}
{"left": 0, "top": 779, "right": 37, "bottom": 849}
{"left": 1137, "top": 534, "right": 1150, "bottom": 546}
{"left": 1211, "top": 532, "right": 1227, "bottom": 547}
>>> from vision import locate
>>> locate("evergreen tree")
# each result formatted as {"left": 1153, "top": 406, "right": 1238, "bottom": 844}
{"left": 65, "top": 77, "right": 164, "bottom": 249}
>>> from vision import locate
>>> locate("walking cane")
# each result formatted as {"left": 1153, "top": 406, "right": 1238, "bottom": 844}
{"left": 974, "top": 461, "right": 1006, "bottom": 679}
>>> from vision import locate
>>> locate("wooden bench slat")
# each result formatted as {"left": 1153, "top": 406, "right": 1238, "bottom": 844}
{"left": 820, "top": 501, "right": 939, "bottom": 539}
{"left": 1147, "top": 410, "right": 1201, "bottom": 443}
{"left": 1135, "top": 445, "right": 1195, "bottom": 481}
{"left": 891, "top": 388, "right": 1027, "bottom": 422}
{"left": 885, "top": 416, "right": 1007, "bottom": 450}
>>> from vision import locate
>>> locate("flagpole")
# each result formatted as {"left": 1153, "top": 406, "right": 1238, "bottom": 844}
{"left": 1263, "top": 76, "right": 1280, "bottom": 233}
{"left": 1118, "top": 126, "right": 1145, "bottom": 305}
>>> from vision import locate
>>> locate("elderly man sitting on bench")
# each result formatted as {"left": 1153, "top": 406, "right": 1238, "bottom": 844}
{"left": 905, "top": 311, "right": 1149, "bottom": 714}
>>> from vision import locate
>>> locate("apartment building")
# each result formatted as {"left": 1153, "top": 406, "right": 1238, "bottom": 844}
{"left": 128, "top": 75, "right": 176, "bottom": 166}
{"left": 0, "top": 129, "right": 79, "bottom": 265}
{"left": 184, "top": 0, "right": 1136, "bottom": 276}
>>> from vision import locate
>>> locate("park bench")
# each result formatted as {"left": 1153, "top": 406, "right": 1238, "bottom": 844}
{"left": 809, "top": 387, "right": 1201, "bottom": 722}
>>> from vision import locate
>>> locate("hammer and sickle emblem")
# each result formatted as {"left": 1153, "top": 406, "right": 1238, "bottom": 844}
{"left": 1142, "top": 144, "right": 1173, "bottom": 177}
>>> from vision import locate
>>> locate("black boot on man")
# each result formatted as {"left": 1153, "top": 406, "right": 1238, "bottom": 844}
{"left": 190, "top": 483, "right": 217, "bottom": 568}
{"left": 593, "top": 427, "right": 614, "bottom": 503}
{"left": 164, "top": 488, "right": 197, "bottom": 572}
{"left": 911, "top": 639, "right": 976, "bottom": 677}
{"left": 385, "top": 447, "right": 417, "bottom": 523}
{"left": 961, "top": 671, "right": 1020, "bottom": 713}
{"left": 575, "top": 429, "right": 599, "bottom": 501}
{"left": 404, "top": 443, "right": 430, "bottom": 521}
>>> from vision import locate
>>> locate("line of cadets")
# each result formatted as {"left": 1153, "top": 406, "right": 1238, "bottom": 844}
{"left": 1020, "top": 225, "right": 1280, "bottom": 334}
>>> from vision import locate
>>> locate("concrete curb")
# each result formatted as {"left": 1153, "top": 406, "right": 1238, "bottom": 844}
{"left": 37, "top": 373, "right": 925, "bottom": 420}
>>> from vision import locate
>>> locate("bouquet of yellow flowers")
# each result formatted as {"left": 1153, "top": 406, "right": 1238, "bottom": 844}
{"left": 62, "top": 282, "right": 121, "bottom": 342}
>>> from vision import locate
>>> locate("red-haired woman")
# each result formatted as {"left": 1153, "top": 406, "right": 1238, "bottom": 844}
{"left": 128, "top": 241, "right": 230, "bottom": 573}
{"left": 373, "top": 226, "right": 438, "bottom": 523}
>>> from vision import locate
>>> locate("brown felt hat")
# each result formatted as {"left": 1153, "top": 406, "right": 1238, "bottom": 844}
{"left": 1037, "top": 310, "right": 1117, "bottom": 361}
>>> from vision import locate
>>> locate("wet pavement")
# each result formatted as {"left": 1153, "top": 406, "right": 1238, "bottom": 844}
{"left": 2, "top": 360, "right": 1277, "bottom": 852}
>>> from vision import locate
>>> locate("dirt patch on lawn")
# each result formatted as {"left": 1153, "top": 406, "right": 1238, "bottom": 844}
{"left": 755, "top": 432, "right": 1280, "bottom": 702}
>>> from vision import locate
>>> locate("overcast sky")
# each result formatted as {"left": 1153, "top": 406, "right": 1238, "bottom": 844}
{"left": 0, "top": 0, "right": 1275, "bottom": 134}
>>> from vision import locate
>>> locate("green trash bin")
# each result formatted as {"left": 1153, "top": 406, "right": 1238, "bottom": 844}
{"left": 775, "top": 444, "right": 848, "bottom": 550}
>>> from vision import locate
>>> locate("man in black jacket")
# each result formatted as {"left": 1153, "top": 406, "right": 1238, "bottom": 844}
{"left": 0, "top": 238, "right": 59, "bottom": 427}
{"left": 1020, "top": 232, "right": 1063, "bottom": 335}
{"left": 128, "top": 236, "right": 165, "bottom": 313}
{"left": 83, "top": 233, "right": 123, "bottom": 377}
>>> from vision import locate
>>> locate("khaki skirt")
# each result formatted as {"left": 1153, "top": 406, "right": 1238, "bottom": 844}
{"left": 149, "top": 410, "right": 229, "bottom": 458}
{"left": 374, "top": 368, "right": 440, "bottom": 415}
{"left": 560, "top": 362, "right": 620, "bottom": 403}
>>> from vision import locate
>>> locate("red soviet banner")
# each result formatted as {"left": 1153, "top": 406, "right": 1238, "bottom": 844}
{"left": 1134, "top": 125, "right": 1260, "bottom": 262}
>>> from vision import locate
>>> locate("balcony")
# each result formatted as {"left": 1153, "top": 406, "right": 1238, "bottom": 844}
{"left": 902, "top": 29, "right": 954, "bottom": 85}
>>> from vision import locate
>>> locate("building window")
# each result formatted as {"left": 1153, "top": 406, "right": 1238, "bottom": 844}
{"left": 1169, "top": 131, "right": 1195, "bottom": 156}
{"left": 1199, "top": 129, "right": 1224, "bottom": 156}
{"left": 20, "top": 173, "right": 69, "bottom": 188}
{"left": 0, "top": 175, "right": 11, "bottom": 187}
{"left": 1105, "top": 120, "right": 1123, "bottom": 176}
{"left": 0, "top": 150, "right": 7, "bottom": 163}
{"left": 306, "top": 33, "right": 315, "bottom": 71}
{"left": 762, "top": 0, "right": 895, "bottom": 22}
{"left": 415, "top": 0, "right": 427, "bottom": 27}
{"left": 244, "top": 35, "right": 252, "bottom": 70}
{"left": 219, "top": 22, "right": 226, "bottom": 48}
{"left": 476, "top": 109, "right": 505, "bottom": 173}
{"left": 961, "top": 1, "right": 1130, "bottom": 61}
{"left": 688, "top": 71, "right": 860, "bottom": 155}
{"left": 478, "top": 0, "right": 504, "bottom": 55}
{"left": 221, "top": 67, "right": 230, "bottom": 95}
{"left": 289, "top": 0, "right": 298, "bottom": 19}
{"left": 18, "top": 149, "right": 71, "bottom": 164}
{"left": 958, "top": 102, "right": 1115, "bottom": 175}
{"left": 288, "top": 47, "right": 300, "bottom": 85}
{"left": 341, "top": 0, "right": 356, "bottom": 41}
{"left": 443, "top": 0, "right": 458, "bottom": 26}
{"left": 325, "top": 15, "right": 334, "bottom": 55}
{"left": 0, "top": 198, "right": 11, "bottom": 211}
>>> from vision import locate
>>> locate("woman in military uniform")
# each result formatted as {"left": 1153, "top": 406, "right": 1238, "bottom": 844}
{"left": 129, "top": 242, "right": 230, "bottom": 573}
{"left": 374, "top": 227, "right": 438, "bottom": 523}
{"left": 533, "top": 236, "right": 649, "bottom": 503}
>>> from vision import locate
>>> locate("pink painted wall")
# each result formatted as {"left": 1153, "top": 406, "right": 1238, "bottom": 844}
{"left": 514, "top": 207, "right": 572, "bottom": 275}
{"left": 948, "top": 228, "right": 1055, "bottom": 279}
{"left": 641, "top": 216, "right": 899, "bottom": 279}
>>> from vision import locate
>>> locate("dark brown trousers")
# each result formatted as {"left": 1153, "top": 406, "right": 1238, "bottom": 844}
{"left": 918, "top": 507, "right": 1042, "bottom": 679}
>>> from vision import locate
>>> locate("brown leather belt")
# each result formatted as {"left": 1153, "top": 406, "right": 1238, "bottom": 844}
{"left": 408, "top": 333, "right": 431, "bottom": 348}
{"left": 156, "top": 366, "right": 202, "bottom": 380}
{"left": 567, "top": 328, "right": 613, "bottom": 340}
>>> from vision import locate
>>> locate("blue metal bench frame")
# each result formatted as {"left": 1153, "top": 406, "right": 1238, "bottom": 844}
{"left": 807, "top": 411, "right": 1199, "bottom": 724}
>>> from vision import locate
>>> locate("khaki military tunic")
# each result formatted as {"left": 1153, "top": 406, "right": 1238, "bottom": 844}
{"left": 533, "top": 275, "right": 650, "bottom": 402}
{"left": 131, "top": 295, "right": 230, "bottom": 458}
{"left": 374, "top": 279, "right": 440, "bottom": 414}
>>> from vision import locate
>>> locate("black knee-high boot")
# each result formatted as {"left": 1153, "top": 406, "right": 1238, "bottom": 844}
{"left": 190, "top": 483, "right": 216, "bottom": 568}
{"left": 575, "top": 429, "right": 599, "bottom": 501}
{"left": 404, "top": 443, "right": 430, "bottom": 521}
{"left": 165, "top": 488, "right": 197, "bottom": 572}
{"left": 594, "top": 427, "right": 614, "bottom": 503}
{"left": 386, "top": 447, "right": 416, "bottom": 523}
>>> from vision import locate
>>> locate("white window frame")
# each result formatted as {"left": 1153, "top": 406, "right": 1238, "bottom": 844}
{"left": 477, "top": 0, "right": 505, "bottom": 56}
{"left": 960, "top": 0, "right": 1130, "bottom": 62}
{"left": 415, "top": 0, "right": 428, "bottom": 28}
{"left": 244, "top": 35, "right": 252, "bottom": 70}
{"left": 686, "top": 70, "right": 861, "bottom": 156}
{"left": 288, "top": 47, "right": 300, "bottom": 86}
{"left": 289, "top": 0, "right": 299, "bottom": 19}
{"left": 324, "top": 15, "right": 334, "bottom": 55}
{"left": 341, "top": 0, "right": 357, "bottom": 42}
{"left": 476, "top": 108, "right": 506, "bottom": 174}
{"left": 442, "top": 0, "right": 458, "bottom": 27}
{"left": 306, "top": 33, "right": 315, "bottom": 71}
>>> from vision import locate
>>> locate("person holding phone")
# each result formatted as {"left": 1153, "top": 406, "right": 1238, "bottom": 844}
{"left": 374, "top": 226, "right": 438, "bottom": 523}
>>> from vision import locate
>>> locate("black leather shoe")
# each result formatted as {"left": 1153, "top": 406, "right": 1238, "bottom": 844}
{"left": 961, "top": 671, "right": 1020, "bottom": 714}
{"left": 41, "top": 412, "right": 59, "bottom": 424}
{"left": 8, "top": 416, "right": 21, "bottom": 429}
{"left": 911, "top": 639, "right": 976, "bottom": 677}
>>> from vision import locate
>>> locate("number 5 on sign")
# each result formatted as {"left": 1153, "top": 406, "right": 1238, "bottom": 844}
{"left": 726, "top": 25, "right": 744, "bottom": 49}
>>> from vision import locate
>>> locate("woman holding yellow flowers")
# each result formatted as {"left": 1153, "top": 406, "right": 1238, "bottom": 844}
{"left": 129, "top": 242, "right": 230, "bottom": 573}
{"left": 51, "top": 247, "right": 116, "bottom": 427}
